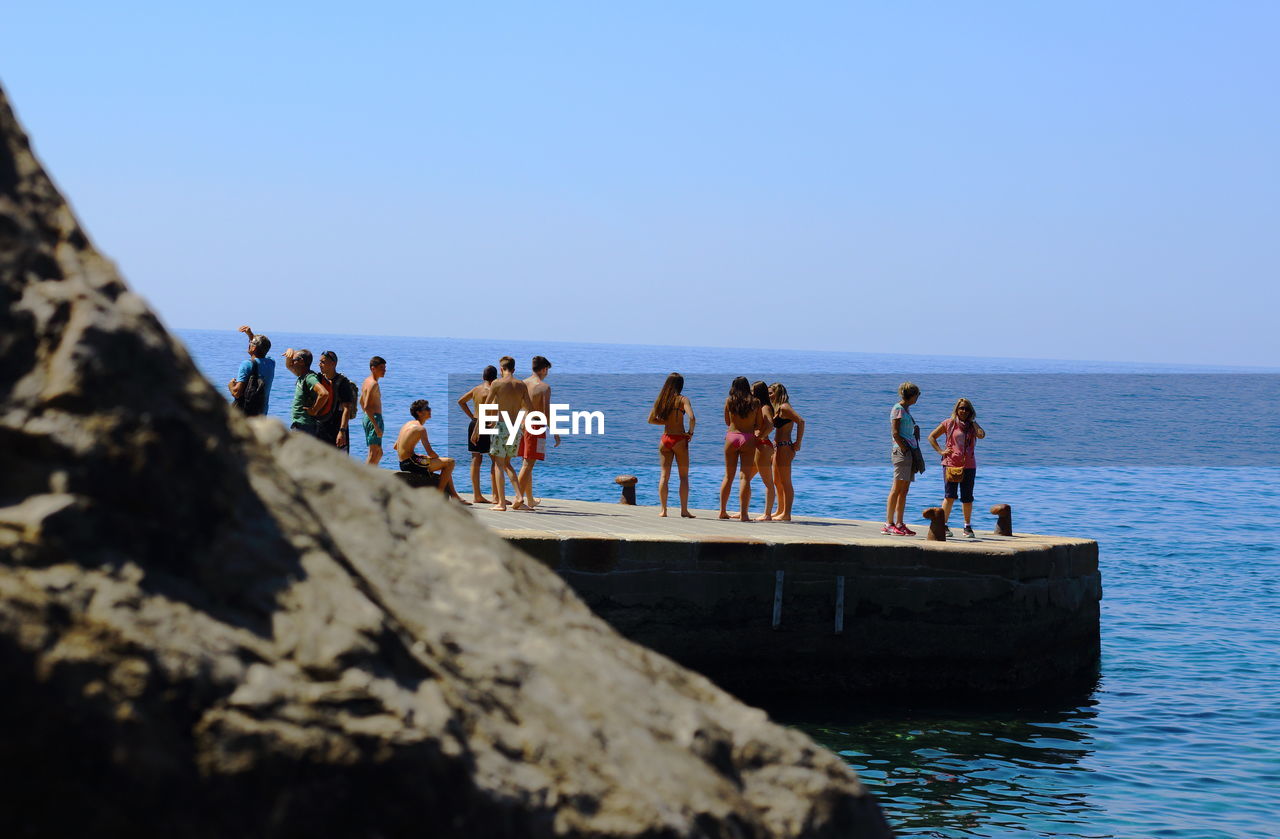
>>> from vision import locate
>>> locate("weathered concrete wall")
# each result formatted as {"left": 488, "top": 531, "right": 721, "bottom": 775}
{"left": 510, "top": 535, "right": 1101, "bottom": 705}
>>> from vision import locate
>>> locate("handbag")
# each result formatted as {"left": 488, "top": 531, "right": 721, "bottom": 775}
{"left": 943, "top": 418, "right": 971, "bottom": 482}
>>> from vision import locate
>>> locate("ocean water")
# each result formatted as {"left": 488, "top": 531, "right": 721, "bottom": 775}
{"left": 183, "top": 329, "right": 1280, "bottom": 838}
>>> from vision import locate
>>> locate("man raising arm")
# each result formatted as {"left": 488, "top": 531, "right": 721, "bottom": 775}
{"left": 227, "top": 325, "right": 275, "bottom": 415}
{"left": 283, "top": 348, "right": 331, "bottom": 437}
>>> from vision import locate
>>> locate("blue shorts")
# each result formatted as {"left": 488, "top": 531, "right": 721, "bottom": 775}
{"left": 363, "top": 413, "right": 384, "bottom": 447}
{"left": 944, "top": 467, "right": 977, "bottom": 503}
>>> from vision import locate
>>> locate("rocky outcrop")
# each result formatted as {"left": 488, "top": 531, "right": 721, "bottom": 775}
{"left": 0, "top": 85, "right": 892, "bottom": 837}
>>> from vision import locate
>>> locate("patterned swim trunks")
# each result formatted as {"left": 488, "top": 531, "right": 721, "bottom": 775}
{"left": 489, "top": 416, "right": 520, "bottom": 459}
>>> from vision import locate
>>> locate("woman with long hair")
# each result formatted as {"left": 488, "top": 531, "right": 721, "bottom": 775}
{"left": 928, "top": 397, "right": 986, "bottom": 537}
{"left": 884, "top": 381, "right": 921, "bottom": 536}
{"left": 747, "top": 381, "right": 777, "bottom": 521}
{"left": 718, "top": 376, "right": 760, "bottom": 521}
{"left": 769, "top": 382, "right": 804, "bottom": 521}
{"left": 647, "top": 372, "right": 697, "bottom": 518}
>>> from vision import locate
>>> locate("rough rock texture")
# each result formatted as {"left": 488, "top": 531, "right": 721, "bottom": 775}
{"left": 0, "top": 86, "right": 893, "bottom": 837}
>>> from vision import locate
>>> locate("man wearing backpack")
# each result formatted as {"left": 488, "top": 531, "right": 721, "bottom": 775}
{"left": 227, "top": 325, "right": 275, "bottom": 416}
{"left": 283, "top": 348, "right": 332, "bottom": 437}
{"left": 316, "top": 350, "right": 359, "bottom": 452}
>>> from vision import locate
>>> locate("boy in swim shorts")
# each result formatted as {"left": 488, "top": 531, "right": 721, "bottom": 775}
{"left": 360, "top": 356, "right": 387, "bottom": 465}
{"left": 394, "top": 399, "right": 469, "bottom": 503}
{"left": 474, "top": 356, "right": 532, "bottom": 511}
{"left": 516, "top": 355, "right": 560, "bottom": 509}
{"left": 489, "top": 416, "right": 521, "bottom": 460}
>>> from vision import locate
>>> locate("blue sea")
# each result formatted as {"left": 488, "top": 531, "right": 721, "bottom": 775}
{"left": 184, "top": 329, "right": 1280, "bottom": 839}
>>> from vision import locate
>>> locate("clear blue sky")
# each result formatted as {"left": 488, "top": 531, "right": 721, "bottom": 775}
{"left": 4, "top": 1, "right": 1276, "bottom": 365}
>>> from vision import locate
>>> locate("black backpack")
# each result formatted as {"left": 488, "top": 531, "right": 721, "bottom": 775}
{"left": 235, "top": 359, "right": 267, "bottom": 417}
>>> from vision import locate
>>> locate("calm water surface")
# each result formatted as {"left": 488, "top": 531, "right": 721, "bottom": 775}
{"left": 185, "top": 330, "right": 1280, "bottom": 838}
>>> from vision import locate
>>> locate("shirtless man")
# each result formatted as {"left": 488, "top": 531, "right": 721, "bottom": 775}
{"left": 360, "top": 356, "right": 387, "bottom": 466}
{"left": 472, "top": 356, "right": 531, "bottom": 511}
{"left": 516, "top": 355, "right": 561, "bottom": 509}
{"left": 456, "top": 365, "right": 502, "bottom": 503}
{"left": 394, "top": 399, "right": 469, "bottom": 503}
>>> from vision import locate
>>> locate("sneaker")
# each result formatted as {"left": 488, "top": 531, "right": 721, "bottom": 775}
{"left": 881, "top": 523, "right": 896, "bottom": 535}
{"left": 944, "top": 527, "right": 954, "bottom": 538}
{"left": 899, "top": 524, "right": 917, "bottom": 536}
{"left": 963, "top": 525, "right": 976, "bottom": 538}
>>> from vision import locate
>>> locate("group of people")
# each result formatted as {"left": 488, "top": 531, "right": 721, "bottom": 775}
{"left": 887, "top": 382, "right": 986, "bottom": 537}
{"left": 226, "top": 326, "right": 559, "bottom": 510}
{"left": 646, "top": 374, "right": 806, "bottom": 522}
{"left": 648, "top": 376, "right": 986, "bottom": 536}
{"left": 227, "top": 327, "right": 988, "bottom": 535}
{"left": 455, "top": 354, "right": 560, "bottom": 511}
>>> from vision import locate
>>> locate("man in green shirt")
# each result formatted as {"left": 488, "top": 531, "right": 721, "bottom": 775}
{"left": 283, "top": 348, "right": 330, "bottom": 437}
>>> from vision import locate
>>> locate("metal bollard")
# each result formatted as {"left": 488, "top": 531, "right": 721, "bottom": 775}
{"left": 922, "top": 507, "right": 947, "bottom": 541}
{"left": 615, "top": 474, "right": 638, "bottom": 505}
{"left": 990, "top": 503, "right": 1013, "bottom": 536}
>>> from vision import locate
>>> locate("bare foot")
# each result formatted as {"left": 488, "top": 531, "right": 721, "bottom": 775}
{"left": 512, "top": 501, "right": 533, "bottom": 511}
{"left": 659, "top": 509, "right": 668, "bottom": 518}
{"left": 718, "top": 512, "right": 731, "bottom": 520}
{"left": 681, "top": 510, "right": 697, "bottom": 518}
{"left": 454, "top": 498, "right": 472, "bottom": 506}
{"left": 779, "top": 515, "right": 792, "bottom": 522}
{"left": 490, "top": 504, "right": 507, "bottom": 511}
{"left": 755, "top": 514, "right": 774, "bottom": 522}
{"left": 473, "top": 496, "right": 491, "bottom": 504}
{"left": 738, "top": 514, "right": 750, "bottom": 522}
{"left": 527, "top": 496, "right": 540, "bottom": 508}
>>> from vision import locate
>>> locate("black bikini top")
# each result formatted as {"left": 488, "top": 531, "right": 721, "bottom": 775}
{"left": 772, "top": 415, "right": 792, "bottom": 429}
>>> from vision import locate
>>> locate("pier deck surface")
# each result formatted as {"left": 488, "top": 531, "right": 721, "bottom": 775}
{"left": 471, "top": 497, "right": 1089, "bottom": 553}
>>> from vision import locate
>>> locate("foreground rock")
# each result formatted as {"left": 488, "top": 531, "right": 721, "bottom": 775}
{"left": 0, "top": 86, "right": 892, "bottom": 837}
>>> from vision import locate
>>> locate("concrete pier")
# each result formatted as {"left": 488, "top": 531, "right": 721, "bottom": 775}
{"left": 472, "top": 499, "right": 1101, "bottom": 705}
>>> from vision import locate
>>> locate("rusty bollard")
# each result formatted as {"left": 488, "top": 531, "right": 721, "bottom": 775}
{"left": 990, "top": 503, "right": 1013, "bottom": 536}
{"left": 615, "top": 474, "right": 638, "bottom": 505}
{"left": 922, "top": 507, "right": 947, "bottom": 541}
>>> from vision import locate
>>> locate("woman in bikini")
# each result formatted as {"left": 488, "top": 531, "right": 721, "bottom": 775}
{"left": 769, "top": 382, "right": 804, "bottom": 521}
{"left": 718, "top": 376, "right": 760, "bottom": 521}
{"left": 647, "top": 372, "right": 696, "bottom": 518}
{"left": 746, "top": 380, "right": 777, "bottom": 521}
